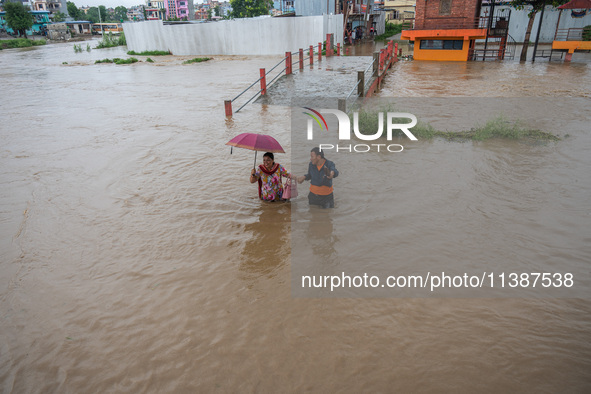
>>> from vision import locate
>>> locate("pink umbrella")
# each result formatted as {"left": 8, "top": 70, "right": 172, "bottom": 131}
{"left": 226, "top": 133, "right": 285, "bottom": 168}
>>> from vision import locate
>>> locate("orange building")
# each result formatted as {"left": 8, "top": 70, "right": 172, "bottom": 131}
{"left": 401, "top": 0, "right": 508, "bottom": 61}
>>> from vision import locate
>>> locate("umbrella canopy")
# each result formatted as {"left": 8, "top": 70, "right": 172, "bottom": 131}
{"left": 558, "top": 0, "right": 591, "bottom": 9}
{"left": 226, "top": 133, "right": 285, "bottom": 168}
{"left": 226, "top": 133, "right": 285, "bottom": 153}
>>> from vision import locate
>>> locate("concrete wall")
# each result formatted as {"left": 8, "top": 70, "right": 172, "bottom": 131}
{"left": 482, "top": 6, "right": 591, "bottom": 43}
{"left": 124, "top": 15, "right": 344, "bottom": 56}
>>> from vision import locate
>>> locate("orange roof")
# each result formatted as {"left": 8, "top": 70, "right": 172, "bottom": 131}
{"left": 401, "top": 29, "right": 487, "bottom": 41}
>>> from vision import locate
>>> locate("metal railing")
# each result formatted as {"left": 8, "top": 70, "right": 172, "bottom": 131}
{"left": 233, "top": 55, "right": 287, "bottom": 113}
{"left": 554, "top": 28, "right": 584, "bottom": 41}
{"left": 225, "top": 35, "right": 341, "bottom": 116}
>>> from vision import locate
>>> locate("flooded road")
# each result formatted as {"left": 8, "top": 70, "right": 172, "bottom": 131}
{"left": 1, "top": 39, "right": 590, "bottom": 392}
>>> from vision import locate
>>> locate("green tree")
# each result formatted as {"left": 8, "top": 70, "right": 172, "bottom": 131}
{"left": 214, "top": 5, "right": 221, "bottom": 17}
{"left": 4, "top": 2, "right": 34, "bottom": 38}
{"left": 98, "top": 5, "right": 108, "bottom": 23}
{"left": 114, "top": 6, "right": 128, "bottom": 22}
{"left": 86, "top": 7, "right": 100, "bottom": 23}
{"left": 52, "top": 11, "right": 67, "bottom": 22}
{"left": 510, "top": 0, "right": 568, "bottom": 61}
{"left": 67, "top": 1, "right": 82, "bottom": 20}
{"left": 229, "top": 0, "right": 272, "bottom": 18}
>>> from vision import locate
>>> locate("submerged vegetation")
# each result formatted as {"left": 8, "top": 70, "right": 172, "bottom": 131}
{"left": 351, "top": 108, "right": 560, "bottom": 142}
{"left": 95, "top": 32, "right": 126, "bottom": 49}
{"left": 95, "top": 57, "right": 139, "bottom": 64}
{"left": 127, "top": 50, "right": 171, "bottom": 56}
{"left": 73, "top": 43, "right": 92, "bottom": 53}
{"left": 183, "top": 57, "right": 212, "bottom": 64}
{"left": 0, "top": 38, "right": 46, "bottom": 49}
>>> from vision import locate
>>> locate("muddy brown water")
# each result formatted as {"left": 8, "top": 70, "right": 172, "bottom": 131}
{"left": 1, "top": 39, "right": 590, "bottom": 392}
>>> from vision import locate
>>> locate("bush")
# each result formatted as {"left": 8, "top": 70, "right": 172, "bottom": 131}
{"left": 182, "top": 57, "right": 212, "bottom": 64}
{"left": 146, "top": 57, "right": 154, "bottom": 63}
{"left": 127, "top": 50, "right": 170, "bottom": 56}
{"left": 583, "top": 25, "right": 591, "bottom": 41}
{"left": 0, "top": 38, "right": 46, "bottom": 49}
{"left": 113, "top": 57, "right": 138, "bottom": 64}
{"left": 95, "top": 32, "right": 126, "bottom": 49}
{"left": 95, "top": 57, "right": 139, "bottom": 64}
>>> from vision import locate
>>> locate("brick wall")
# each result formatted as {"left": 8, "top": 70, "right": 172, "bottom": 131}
{"left": 415, "top": 0, "right": 482, "bottom": 29}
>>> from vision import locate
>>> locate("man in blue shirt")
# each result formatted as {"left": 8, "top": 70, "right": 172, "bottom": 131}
{"left": 296, "top": 147, "right": 339, "bottom": 209}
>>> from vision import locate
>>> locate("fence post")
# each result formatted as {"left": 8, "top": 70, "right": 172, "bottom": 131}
{"left": 260, "top": 68, "right": 266, "bottom": 95}
{"left": 224, "top": 100, "right": 232, "bottom": 117}
{"left": 318, "top": 43, "right": 322, "bottom": 62}
{"left": 357, "top": 71, "right": 364, "bottom": 98}
{"left": 285, "top": 51, "right": 292, "bottom": 75}
{"left": 338, "top": 98, "right": 346, "bottom": 113}
{"left": 373, "top": 51, "right": 379, "bottom": 77}
{"left": 299, "top": 48, "right": 304, "bottom": 70}
{"left": 394, "top": 42, "right": 398, "bottom": 59}
{"left": 337, "top": 43, "right": 341, "bottom": 56}
{"left": 309, "top": 45, "right": 314, "bottom": 65}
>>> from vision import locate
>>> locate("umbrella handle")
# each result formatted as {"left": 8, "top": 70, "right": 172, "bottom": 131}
{"left": 253, "top": 151, "right": 257, "bottom": 169}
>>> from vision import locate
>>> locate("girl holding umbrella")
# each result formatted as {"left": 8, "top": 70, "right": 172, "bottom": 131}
{"left": 250, "top": 152, "right": 291, "bottom": 201}
{"left": 225, "top": 132, "right": 291, "bottom": 202}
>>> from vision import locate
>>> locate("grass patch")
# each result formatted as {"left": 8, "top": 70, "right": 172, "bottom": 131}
{"left": 127, "top": 50, "right": 170, "bottom": 56}
{"left": 0, "top": 38, "right": 46, "bottom": 49}
{"left": 183, "top": 57, "right": 212, "bottom": 64}
{"left": 95, "top": 57, "right": 139, "bottom": 64}
{"left": 374, "top": 23, "right": 404, "bottom": 41}
{"left": 146, "top": 57, "right": 154, "bottom": 63}
{"left": 95, "top": 32, "right": 126, "bottom": 49}
{"left": 114, "top": 57, "right": 138, "bottom": 64}
{"left": 352, "top": 108, "right": 560, "bottom": 142}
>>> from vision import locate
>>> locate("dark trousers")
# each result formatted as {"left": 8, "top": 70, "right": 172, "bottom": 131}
{"left": 308, "top": 192, "right": 334, "bottom": 208}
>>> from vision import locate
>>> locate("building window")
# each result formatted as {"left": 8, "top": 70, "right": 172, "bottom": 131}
{"left": 419, "top": 40, "right": 463, "bottom": 50}
{"left": 439, "top": 0, "right": 452, "bottom": 15}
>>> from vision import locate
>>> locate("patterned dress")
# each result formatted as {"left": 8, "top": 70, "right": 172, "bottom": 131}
{"left": 255, "top": 164, "right": 290, "bottom": 201}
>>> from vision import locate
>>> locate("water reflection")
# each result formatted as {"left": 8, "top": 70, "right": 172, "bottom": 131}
{"left": 305, "top": 208, "right": 338, "bottom": 263}
{"left": 239, "top": 202, "right": 291, "bottom": 280}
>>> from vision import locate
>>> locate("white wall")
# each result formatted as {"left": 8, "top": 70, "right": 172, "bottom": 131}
{"left": 482, "top": 6, "right": 591, "bottom": 43}
{"left": 124, "top": 15, "right": 344, "bottom": 56}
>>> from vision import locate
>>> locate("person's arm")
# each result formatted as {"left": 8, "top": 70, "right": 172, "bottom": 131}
{"left": 296, "top": 163, "right": 312, "bottom": 184}
{"left": 250, "top": 168, "right": 259, "bottom": 183}
{"left": 280, "top": 165, "right": 291, "bottom": 179}
{"left": 325, "top": 160, "right": 338, "bottom": 179}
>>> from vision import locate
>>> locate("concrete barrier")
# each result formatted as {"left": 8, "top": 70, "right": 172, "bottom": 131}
{"left": 123, "top": 15, "right": 343, "bottom": 56}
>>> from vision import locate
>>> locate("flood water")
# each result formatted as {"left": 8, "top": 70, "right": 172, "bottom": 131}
{"left": 1, "top": 39, "right": 590, "bottom": 392}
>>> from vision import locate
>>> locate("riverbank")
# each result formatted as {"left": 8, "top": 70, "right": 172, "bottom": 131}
{"left": 0, "top": 32, "right": 95, "bottom": 49}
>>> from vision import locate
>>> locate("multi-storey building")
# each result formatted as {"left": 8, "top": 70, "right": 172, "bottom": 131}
{"left": 145, "top": 0, "right": 164, "bottom": 20}
{"left": 164, "top": 0, "right": 194, "bottom": 20}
